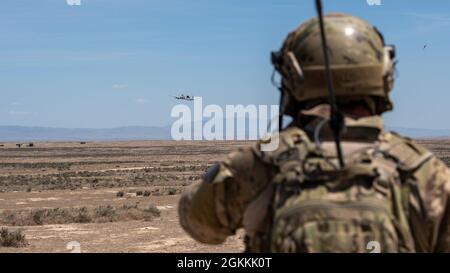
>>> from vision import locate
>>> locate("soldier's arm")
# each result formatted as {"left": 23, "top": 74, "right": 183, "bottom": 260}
{"left": 410, "top": 156, "right": 450, "bottom": 252}
{"left": 178, "top": 144, "right": 272, "bottom": 244}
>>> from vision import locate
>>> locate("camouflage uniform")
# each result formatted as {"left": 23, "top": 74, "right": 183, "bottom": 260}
{"left": 178, "top": 14, "right": 450, "bottom": 252}
{"left": 179, "top": 108, "right": 450, "bottom": 252}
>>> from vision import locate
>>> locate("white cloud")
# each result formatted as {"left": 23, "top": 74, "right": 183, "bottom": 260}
{"left": 66, "top": 0, "right": 81, "bottom": 6}
{"left": 9, "top": 110, "right": 31, "bottom": 116}
{"left": 112, "top": 84, "right": 128, "bottom": 89}
{"left": 366, "top": 0, "right": 381, "bottom": 6}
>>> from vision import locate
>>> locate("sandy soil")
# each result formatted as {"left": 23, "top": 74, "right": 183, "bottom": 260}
{"left": 0, "top": 139, "right": 448, "bottom": 253}
{"left": 0, "top": 140, "right": 248, "bottom": 253}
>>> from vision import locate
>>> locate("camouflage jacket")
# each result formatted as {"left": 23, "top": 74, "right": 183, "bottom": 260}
{"left": 178, "top": 110, "right": 450, "bottom": 252}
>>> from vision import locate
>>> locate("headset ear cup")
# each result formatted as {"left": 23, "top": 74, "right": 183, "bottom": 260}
{"left": 380, "top": 45, "right": 395, "bottom": 112}
{"left": 375, "top": 26, "right": 394, "bottom": 93}
{"left": 383, "top": 46, "right": 395, "bottom": 93}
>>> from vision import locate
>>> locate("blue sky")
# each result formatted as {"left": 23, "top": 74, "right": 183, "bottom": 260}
{"left": 1, "top": 0, "right": 449, "bottom": 129}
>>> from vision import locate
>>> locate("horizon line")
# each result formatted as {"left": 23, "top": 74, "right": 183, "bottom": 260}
{"left": 1, "top": 124, "right": 450, "bottom": 131}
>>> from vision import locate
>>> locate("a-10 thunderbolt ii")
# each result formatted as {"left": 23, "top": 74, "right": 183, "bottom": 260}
{"left": 173, "top": 94, "right": 195, "bottom": 101}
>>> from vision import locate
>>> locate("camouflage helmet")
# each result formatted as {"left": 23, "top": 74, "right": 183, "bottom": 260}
{"left": 272, "top": 13, "right": 396, "bottom": 114}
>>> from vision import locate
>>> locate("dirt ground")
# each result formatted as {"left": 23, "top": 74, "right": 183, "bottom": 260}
{"left": 0, "top": 139, "right": 449, "bottom": 253}
{"left": 0, "top": 140, "right": 247, "bottom": 253}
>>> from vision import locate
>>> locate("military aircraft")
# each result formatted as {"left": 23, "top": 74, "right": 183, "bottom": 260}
{"left": 173, "top": 94, "right": 195, "bottom": 101}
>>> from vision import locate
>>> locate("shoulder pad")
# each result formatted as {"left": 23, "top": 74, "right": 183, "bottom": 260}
{"left": 273, "top": 126, "right": 308, "bottom": 148}
{"left": 379, "top": 132, "right": 433, "bottom": 172}
{"left": 253, "top": 127, "right": 313, "bottom": 165}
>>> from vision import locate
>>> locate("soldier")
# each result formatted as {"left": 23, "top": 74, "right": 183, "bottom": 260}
{"left": 178, "top": 13, "right": 450, "bottom": 252}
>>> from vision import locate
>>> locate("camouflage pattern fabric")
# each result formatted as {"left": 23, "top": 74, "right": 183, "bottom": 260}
{"left": 178, "top": 112, "right": 450, "bottom": 253}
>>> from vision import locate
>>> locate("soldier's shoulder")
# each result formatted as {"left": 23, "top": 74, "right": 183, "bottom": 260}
{"left": 252, "top": 126, "right": 312, "bottom": 164}
{"left": 379, "top": 131, "right": 435, "bottom": 171}
{"left": 258, "top": 126, "right": 307, "bottom": 146}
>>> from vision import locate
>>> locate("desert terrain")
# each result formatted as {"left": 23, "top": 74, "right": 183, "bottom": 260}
{"left": 0, "top": 139, "right": 449, "bottom": 253}
{"left": 0, "top": 140, "right": 248, "bottom": 253}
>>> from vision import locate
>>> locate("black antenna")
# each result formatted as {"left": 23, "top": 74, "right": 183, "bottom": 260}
{"left": 315, "top": 0, "right": 345, "bottom": 168}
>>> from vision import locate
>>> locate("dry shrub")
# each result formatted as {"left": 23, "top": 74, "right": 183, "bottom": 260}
{"left": 145, "top": 204, "right": 161, "bottom": 218}
{"left": 94, "top": 205, "right": 117, "bottom": 222}
{"left": 0, "top": 228, "right": 28, "bottom": 248}
{"left": 116, "top": 191, "right": 124, "bottom": 198}
{"left": 0, "top": 204, "right": 161, "bottom": 226}
{"left": 145, "top": 187, "right": 181, "bottom": 196}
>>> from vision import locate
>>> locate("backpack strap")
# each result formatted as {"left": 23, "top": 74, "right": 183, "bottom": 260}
{"left": 377, "top": 132, "right": 433, "bottom": 218}
{"left": 378, "top": 132, "right": 434, "bottom": 251}
{"left": 254, "top": 126, "right": 317, "bottom": 167}
{"left": 378, "top": 132, "right": 433, "bottom": 172}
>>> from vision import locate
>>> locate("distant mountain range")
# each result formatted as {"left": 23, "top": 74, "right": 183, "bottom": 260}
{"left": 0, "top": 126, "right": 171, "bottom": 141}
{"left": 0, "top": 125, "right": 449, "bottom": 142}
